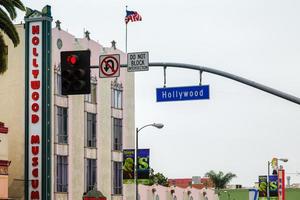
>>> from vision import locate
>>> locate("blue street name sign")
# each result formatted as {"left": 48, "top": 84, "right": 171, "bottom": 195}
{"left": 156, "top": 85, "right": 210, "bottom": 102}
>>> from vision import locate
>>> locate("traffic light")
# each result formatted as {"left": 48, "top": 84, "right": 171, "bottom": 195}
{"left": 60, "top": 50, "right": 91, "bottom": 95}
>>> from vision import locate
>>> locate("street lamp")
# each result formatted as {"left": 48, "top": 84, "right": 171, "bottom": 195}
{"left": 267, "top": 158, "right": 288, "bottom": 200}
{"left": 135, "top": 123, "right": 164, "bottom": 200}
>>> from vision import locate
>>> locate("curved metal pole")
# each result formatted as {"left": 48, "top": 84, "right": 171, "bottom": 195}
{"left": 135, "top": 124, "right": 152, "bottom": 200}
{"left": 137, "top": 123, "right": 157, "bottom": 133}
{"left": 120, "top": 62, "right": 300, "bottom": 105}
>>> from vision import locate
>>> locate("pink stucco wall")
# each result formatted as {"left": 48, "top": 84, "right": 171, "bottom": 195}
{"left": 138, "top": 184, "right": 218, "bottom": 200}
{"left": 0, "top": 175, "right": 8, "bottom": 198}
{"left": 0, "top": 122, "right": 9, "bottom": 199}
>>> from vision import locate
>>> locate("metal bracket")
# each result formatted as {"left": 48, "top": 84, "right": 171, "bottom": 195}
{"left": 199, "top": 70, "right": 203, "bottom": 86}
{"left": 163, "top": 66, "right": 167, "bottom": 88}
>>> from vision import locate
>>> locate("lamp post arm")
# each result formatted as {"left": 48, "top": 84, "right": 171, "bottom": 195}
{"left": 137, "top": 123, "right": 156, "bottom": 133}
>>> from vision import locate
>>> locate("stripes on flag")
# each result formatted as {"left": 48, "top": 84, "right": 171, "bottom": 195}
{"left": 125, "top": 10, "right": 142, "bottom": 24}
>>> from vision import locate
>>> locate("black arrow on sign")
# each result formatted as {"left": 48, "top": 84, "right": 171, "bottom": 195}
{"left": 104, "top": 60, "right": 114, "bottom": 72}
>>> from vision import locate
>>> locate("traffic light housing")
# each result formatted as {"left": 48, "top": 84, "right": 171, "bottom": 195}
{"left": 61, "top": 50, "right": 91, "bottom": 95}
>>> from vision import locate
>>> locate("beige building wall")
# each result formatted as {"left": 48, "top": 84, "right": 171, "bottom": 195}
{"left": 0, "top": 24, "right": 25, "bottom": 199}
{"left": 0, "top": 24, "right": 135, "bottom": 200}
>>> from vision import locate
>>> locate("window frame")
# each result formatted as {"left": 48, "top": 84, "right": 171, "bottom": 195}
{"left": 55, "top": 73, "right": 62, "bottom": 95}
{"left": 112, "top": 118, "right": 123, "bottom": 151}
{"left": 56, "top": 106, "right": 68, "bottom": 144}
{"left": 85, "top": 158, "right": 97, "bottom": 192}
{"left": 113, "top": 161, "right": 123, "bottom": 195}
{"left": 56, "top": 155, "right": 68, "bottom": 193}
{"left": 86, "top": 112, "right": 97, "bottom": 148}
{"left": 112, "top": 88, "right": 123, "bottom": 109}
{"left": 85, "top": 83, "right": 97, "bottom": 104}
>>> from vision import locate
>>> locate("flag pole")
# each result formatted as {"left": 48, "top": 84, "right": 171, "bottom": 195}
{"left": 125, "top": 5, "right": 128, "bottom": 53}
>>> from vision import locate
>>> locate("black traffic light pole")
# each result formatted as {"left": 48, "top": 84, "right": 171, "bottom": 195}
{"left": 90, "top": 62, "right": 300, "bottom": 105}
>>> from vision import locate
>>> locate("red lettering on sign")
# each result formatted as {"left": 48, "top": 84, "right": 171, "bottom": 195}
{"left": 31, "top": 103, "right": 39, "bottom": 112}
{"left": 32, "top": 168, "right": 39, "bottom": 178}
{"left": 30, "top": 191, "right": 40, "bottom": 199}
{"left": 32, "top": 59, "right": 39, "bottom": 68}
{"left": 33, "top": 48, "right": 39, "bottom": 56}
{"left": 29, "top": 23, "right": 42, "bottom": 200}
{"left": 32, "top": 36, "right": 40, "bottom": 46}
{"left": 31, "top": 135, "right": 40, "bottom": 144}
{"left": 31, "top": 179, "right": 39, "bottom": 189}
{"left": 32, "top": 25, "right": 40, "bottom": 35}
{"left": 32, "top": 92, "right": 39, "bottom": 101}
{"left": 31, "top": 114, "right": 39, "bottom": 124}
{"left": 32, "top": 157, "right": 38, "bottom": 167}
{"left": 31, "top": 81, "right": 40, "bottom": 90}
{"left": 32, "top": 146, "right": 39, "bottom": 155}
{"left": 32, "top": 70, "right": 39, "bottom": 79}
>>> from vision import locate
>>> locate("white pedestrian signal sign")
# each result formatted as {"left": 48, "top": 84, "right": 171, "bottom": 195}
{"left": 127, "top": 52, "right": 149, "bottom": 72}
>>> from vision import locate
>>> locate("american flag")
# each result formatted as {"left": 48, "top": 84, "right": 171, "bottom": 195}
{"left": 125, "top": 10, "right": 142, "bottom": 24}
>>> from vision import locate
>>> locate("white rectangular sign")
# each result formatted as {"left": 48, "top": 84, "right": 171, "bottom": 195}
{"left": 28, "top": 21, "right": 42, "bottom": 199}
{"left": 127, "top": 52, "right": 149, "bottom": 72}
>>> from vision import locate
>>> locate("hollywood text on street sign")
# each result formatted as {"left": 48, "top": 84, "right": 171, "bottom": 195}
{"left": 127, "top": 52, "right": 149, "bottom": 72}
{"left": 99, "top": 54, "right": 120, "bottom": 78}
{"left": 156, "top": 85, "right": 210, "bottom": 102}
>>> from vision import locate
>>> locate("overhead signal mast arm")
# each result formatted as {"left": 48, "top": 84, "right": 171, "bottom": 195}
{"left": 118, "top": 62, "right": 300, "bottom": 105}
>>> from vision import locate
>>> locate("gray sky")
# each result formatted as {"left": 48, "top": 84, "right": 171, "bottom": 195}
{"left": 18, "top": 0, "right": 300, "bottom": 186}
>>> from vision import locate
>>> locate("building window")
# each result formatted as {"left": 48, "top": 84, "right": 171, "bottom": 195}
{"left": 85, "top": 159, "right": 97, "bottom": 192}
{"left": 55, "top": 72, "right": 67, "bottom": 97}
{"left": 86, "top": 112, "right": 96, "bottom": 148}
{"left": 112, "top": 118, "right": 122, "bottom": 151}
{"left": 57, "top": 106, "right": 68, "bottom": 144}
{"left": 56, "top": 155, "right": 68, "bottom": 192}
{"left": 85, "top": 83, "right": 97, "bottom": 104}
{"left": 112, "top": 89, "right": 122, "bottom": 109}
{"left": 113, "top": 161, "right": 122, "bottom": 195}
{"left": 55, "top": 73, "right": 62, "bottom": 95}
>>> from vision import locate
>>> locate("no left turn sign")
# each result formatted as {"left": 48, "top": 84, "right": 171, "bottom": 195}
{"left": 99, "top": 54, "right": 120, "bottom": 78}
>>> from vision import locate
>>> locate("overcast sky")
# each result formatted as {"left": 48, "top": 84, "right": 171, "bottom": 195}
{"left": 17, "top": 0, "right": 300, "bottom": 186}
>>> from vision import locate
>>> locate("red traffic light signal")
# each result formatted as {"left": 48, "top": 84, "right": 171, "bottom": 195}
{"left": 60, "top": 50, "right": 91, "bottom": 95}
{"left": 67, "top": 55, "right": 79, "bottom": 65}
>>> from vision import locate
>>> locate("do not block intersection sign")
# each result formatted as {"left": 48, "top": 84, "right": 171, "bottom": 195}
{"left": 127, "top": 52, "right": 149, "bottom": 72}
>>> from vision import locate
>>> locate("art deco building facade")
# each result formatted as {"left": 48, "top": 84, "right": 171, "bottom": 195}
{"left": 0, "top": 23, "right": 135, "bottom": 200}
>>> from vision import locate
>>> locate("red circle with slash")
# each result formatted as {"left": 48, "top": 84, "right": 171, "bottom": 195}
{"left": 100, "top": 56, "right": 120, "bottom": 77}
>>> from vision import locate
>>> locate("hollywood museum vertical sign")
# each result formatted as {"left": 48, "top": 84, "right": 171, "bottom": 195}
{"left": 25, "top": 6, "right": 52, "bottom": 200}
